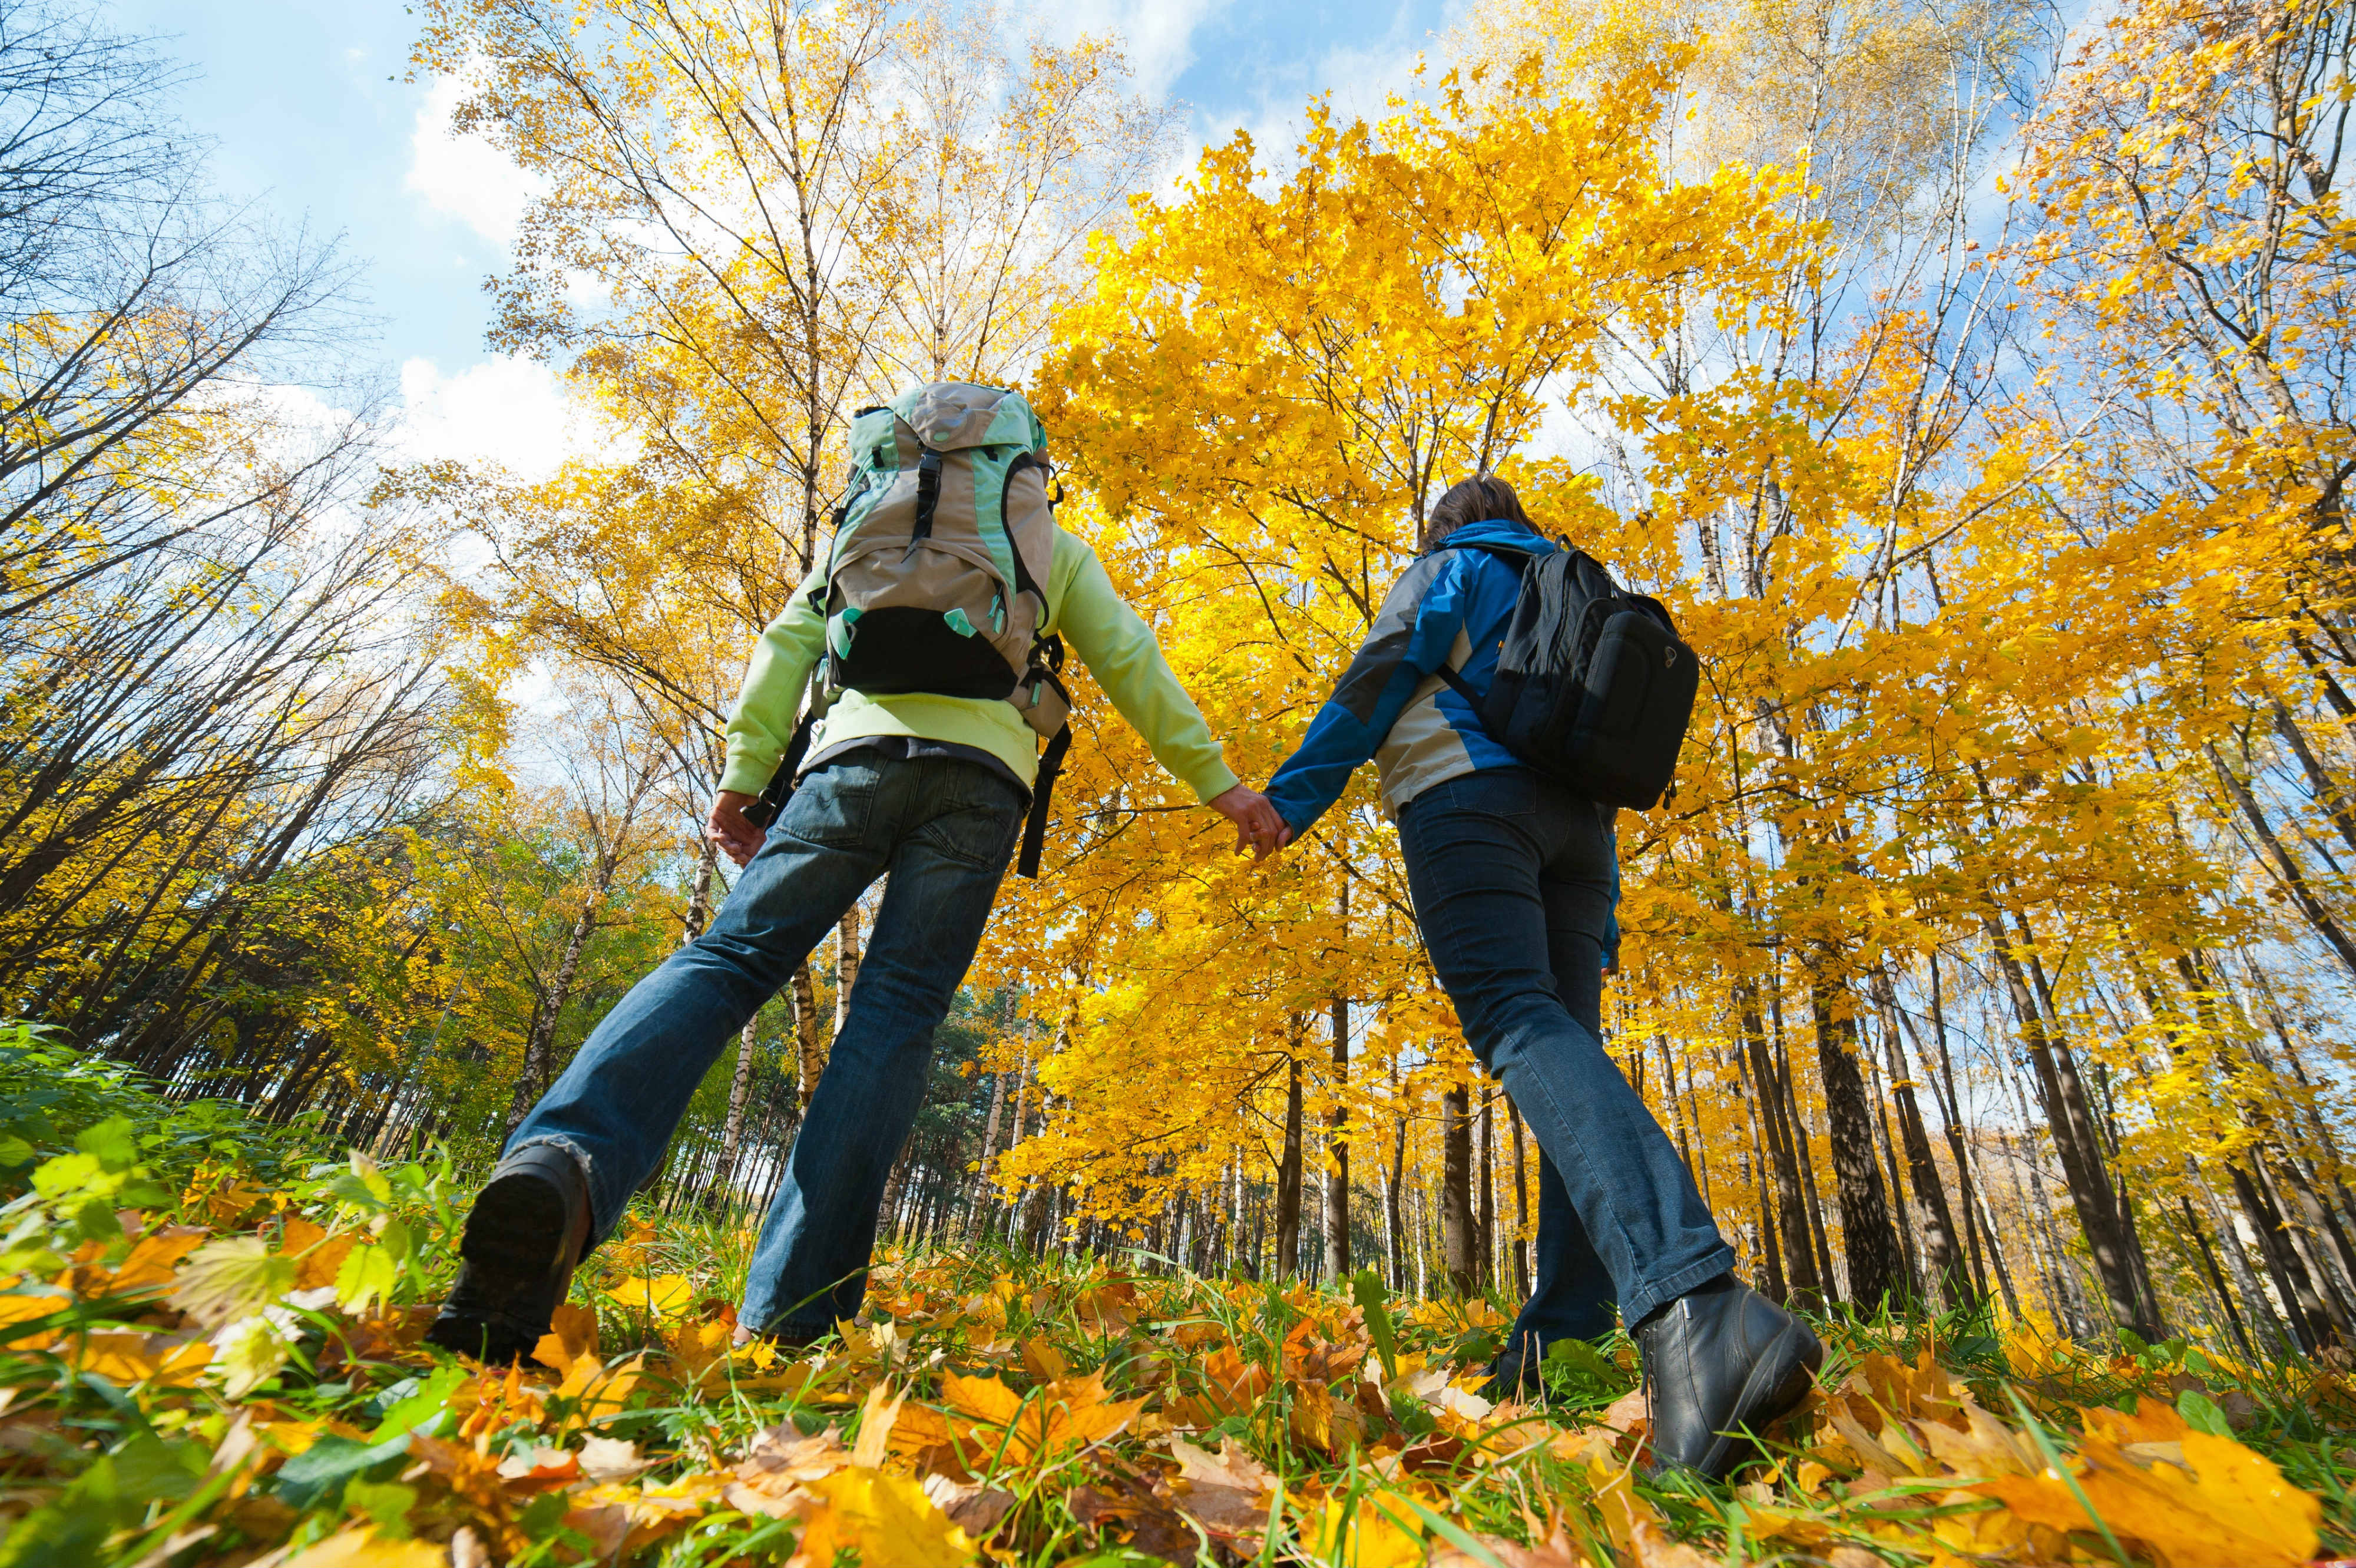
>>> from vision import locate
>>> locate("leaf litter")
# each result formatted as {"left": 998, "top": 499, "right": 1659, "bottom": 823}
{"left": 0, "top": 1143, "right": 2351, "bottom": 1566}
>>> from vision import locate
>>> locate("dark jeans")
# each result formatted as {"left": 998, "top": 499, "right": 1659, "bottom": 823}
{"left": 506, "top": 751, "right": 1025, "bottom": 1335}
{"left": 1398, "top": 768, "right": 1731, "bottom": 1349}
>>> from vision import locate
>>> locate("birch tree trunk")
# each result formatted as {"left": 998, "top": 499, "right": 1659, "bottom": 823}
{"left": 1324, "top": 992, "right": 1349, "bottom": 1281}
{"left": 1441, "top": 1081, "right": 1477, "bottom": 1295}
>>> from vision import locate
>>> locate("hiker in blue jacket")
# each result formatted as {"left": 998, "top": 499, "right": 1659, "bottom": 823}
{"left": 1263, "top": 475, "right": 1819, "bottom": 1480}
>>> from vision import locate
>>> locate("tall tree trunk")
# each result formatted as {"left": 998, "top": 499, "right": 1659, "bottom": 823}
{"left": 1917, "top": 954, "right": 1991, "bottom": 1302}
{"left": 2198, "top": 1166, "right": 2298, "bottom": 1355}
{"left": 1810, "top": 970, "right": 1905, "bottom": 1309}
{"left": 1739, "top": 987, "right": 1817, "bottom": 1305}
{"left": 1773, "top": 988, "right": 1842, "bottom": 1302}
{"left": 1273, "top": 1026, "right": 1305, "bottom": 1279}
{"left": 1478, "top": 1089, "right": 1496, "bottom": 1289}
{"left": 1325, "top": 991, "right": 1350, "bottom": 1281}
{"left": 1441, "top": 1081, "right": 1477, "bottom": 1295}
{"left": 1874, "top": 970, "right": 1965, "bottom": 1305}
{"left": 1385, "top": 1107, "right": 1408, "bottom": 1292}
{"left": 1509, "top": 1096, "right": 1530, "bottom": 1299}
{"left": 1984, "top": 911, "right": 2162, "bottom": 1338}
{"left": 835, "top": 904, "right": 862, "bottom": 1035}
{"left": 682, "top": 839, "right": 717, "bottom": 944}
{"left": 2208, "top": 744, "right": 2356, "bottom": 979}
{"left": 2178, "top": 1193, "right": 2256, "bottom": 1356}
{"left": 790, "top": 962, "right": 822, "bottom": 1110}
{"left": 716, "top": 1018, "right": 759, "bottom": 1205}
{"left": 970, "top": 1067, "right": 1009, "bottom": 1239}
{"left": 505, "top": 889, "right": 601, "bottom": 1136}
{"left": 2232, "top": 1159, "right": 2328, "bottom": 1351}
{"left": 1737, "top": 1050, "right": 1787, "bottom": 1304}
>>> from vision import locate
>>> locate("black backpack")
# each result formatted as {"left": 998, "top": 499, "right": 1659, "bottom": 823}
{"left": 1434, "top": 542, "right": 1699, "bottom": 810}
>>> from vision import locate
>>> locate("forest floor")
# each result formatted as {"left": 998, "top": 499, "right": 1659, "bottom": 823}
{"left": 3, "top": 1036, "right": 2353, "bottom": 1567}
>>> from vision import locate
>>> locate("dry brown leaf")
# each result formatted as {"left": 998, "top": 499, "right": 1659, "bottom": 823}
{"left": 919, "top": 1472, "right": 1017, "bottom": 1539}
{"left": 1164, "top": 1435, "right": 1273, "bottom": 1546}
{"left": 726, "top": 1423, "right": 855, "bottom": 1517}
{"left": 578, "top": 1434, "right": 652, "bottom": 1483}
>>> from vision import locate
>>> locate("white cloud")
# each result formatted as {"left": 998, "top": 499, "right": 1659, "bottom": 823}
{"left": 394, "top": 355, "right": 585, "bottom": 480}
{"left": 404, "top": 75, "right": 541, "bottom": 244}
{"left": 1048, "top": 0, "right": 1234, "bottom": 103}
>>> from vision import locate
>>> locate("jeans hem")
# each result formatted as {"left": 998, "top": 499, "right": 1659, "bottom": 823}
{"left": 1619, "top": 1245, "right": 1737, "bottom": 1328}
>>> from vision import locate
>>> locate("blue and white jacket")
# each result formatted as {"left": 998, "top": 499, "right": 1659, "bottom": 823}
{"left": 1267, "top": 517, "right": 1553, "bottom": 833}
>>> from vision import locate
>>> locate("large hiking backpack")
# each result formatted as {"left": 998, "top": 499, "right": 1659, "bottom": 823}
{"left": 1435, "top": 543, "right": 1699, "bottom": 810}
{"left": 747, "top": 382, "right": 1074, "bottom": 876}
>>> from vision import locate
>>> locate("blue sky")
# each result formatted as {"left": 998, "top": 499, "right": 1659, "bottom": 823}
{"left": 106, "top": 0, "right": 1458, "bottom": 471}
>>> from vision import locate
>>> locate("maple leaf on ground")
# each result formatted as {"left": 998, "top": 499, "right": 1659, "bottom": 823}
{"left": 610, "top": 1273, "right": 695, "bottom": 1319}
{"left": 891, "top": 1368, "right": 1144, "bottom": 1474}
{"left": 68, "top": 1328, "right": 210, "bottom": 1387}
{"left": 725, "top": 1422, "right": 856, "bottom": 1517}
{"left": 789, "top": 1466, "right": 974, "bottom": 1568}
{"left": 1163, "top": 1435, "right": 1273, "bottom": 1548}
{"left": 279, "top": 1216, "right": 358, "bottom": 1292}
{"left": 533, "top": 1302, "right": 598, "bottom": 1372}
{"left": 564, "top": 1472, "right": 728, "bottom": 1560}
{"left": 1070, "top": 1474, "right": 1200, "bottom": 1562}
{"left": 168, "top": 1236, "right": 296, "bottom": 1328}
{"left": 1166, "top": 1342, "right": 1275, "bottom": 1427}
{"left": 1970, "top": 1425, "right": 2321, "bottom": 1567}
{"left": 1307, "top": 1486, "right": 1432, "bottom": 1568}
{"left": 101, "top": 1225, "right": 207, "bottom": 1293}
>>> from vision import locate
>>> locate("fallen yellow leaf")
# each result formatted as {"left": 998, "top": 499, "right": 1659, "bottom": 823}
{"left": 790, "top": 1466, "right": 973, "bottom": 1568}
{"left": 282, "top": 1527, "right": 446, "bottom": 1568}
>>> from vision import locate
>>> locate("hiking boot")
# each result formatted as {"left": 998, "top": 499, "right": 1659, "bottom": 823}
{"left": 1634, "top": 1274, "right": 1822, "bottom": 1480}
{"left": 426, "top": 1144, "right": 590, "bottom": 1364}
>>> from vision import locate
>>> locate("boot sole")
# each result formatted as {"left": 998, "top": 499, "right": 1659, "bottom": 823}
{"left": 1692, "top": 1322, "right": 1825, "bottom": 1480}
{"left": 461, "top": 1166, "right": 571, "bottom": 1289}
{"left": 423, "top": 1165, "right": 574, "bottom": 1362}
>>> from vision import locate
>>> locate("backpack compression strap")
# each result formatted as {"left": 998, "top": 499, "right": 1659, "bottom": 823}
{"left": 912, "top": 450, "right": 943, "bottom": 541}
{"left": 1015, "top": 725, "right": 1070, "bottom": 879}
{"left": 742, "top": 707, "right": 822, "bottom": 831}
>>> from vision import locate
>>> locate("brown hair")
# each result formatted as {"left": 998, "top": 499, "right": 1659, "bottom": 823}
{"left": 1424, "top": 475, "right": 1531, "bottom": 549}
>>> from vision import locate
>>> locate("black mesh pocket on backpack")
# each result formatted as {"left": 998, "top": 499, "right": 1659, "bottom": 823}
{"left": 833, "top": 607, "right": 1019, "bottom": 699}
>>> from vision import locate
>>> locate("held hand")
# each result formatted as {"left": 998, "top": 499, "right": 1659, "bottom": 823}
{"left": 1208, "top": 784, "right": 1292, "bottom": 861}
{"left": 708, "top": 790, "right": 766, "bottom": 868}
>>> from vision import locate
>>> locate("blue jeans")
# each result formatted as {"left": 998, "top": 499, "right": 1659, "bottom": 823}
{"left": 1398, "top": 768, "right": 1732, "bottom": 1342}
{"left": 507, "top": 751, "right": 1026, "bottom": 1336}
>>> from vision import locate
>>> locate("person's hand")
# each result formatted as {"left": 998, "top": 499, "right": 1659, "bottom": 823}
{"left": 1208, "top": 784, "right": 1291, "bottom": 861}
{"left": 709, "top": 790, "right": 766, "bottom": 868}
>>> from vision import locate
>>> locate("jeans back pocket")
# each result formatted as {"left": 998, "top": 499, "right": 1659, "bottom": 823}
{"left": 782, "top": 759, "right": 880, "bottom": 849}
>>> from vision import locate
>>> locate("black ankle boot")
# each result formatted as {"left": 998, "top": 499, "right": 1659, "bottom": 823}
{"left": 1633, "top": 1275, "right": 1822, "bottom": 1480}
{"left": 426, "top": 1144, "right": 590, "bottom": 1364}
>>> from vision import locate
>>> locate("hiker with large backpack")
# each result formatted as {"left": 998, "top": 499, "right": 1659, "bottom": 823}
{"left": 429, "top": 383, "right": 1287, "bottom": 1360}
{"left": 1261, "top": 475, "right": 1821, "bottom": 1480}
